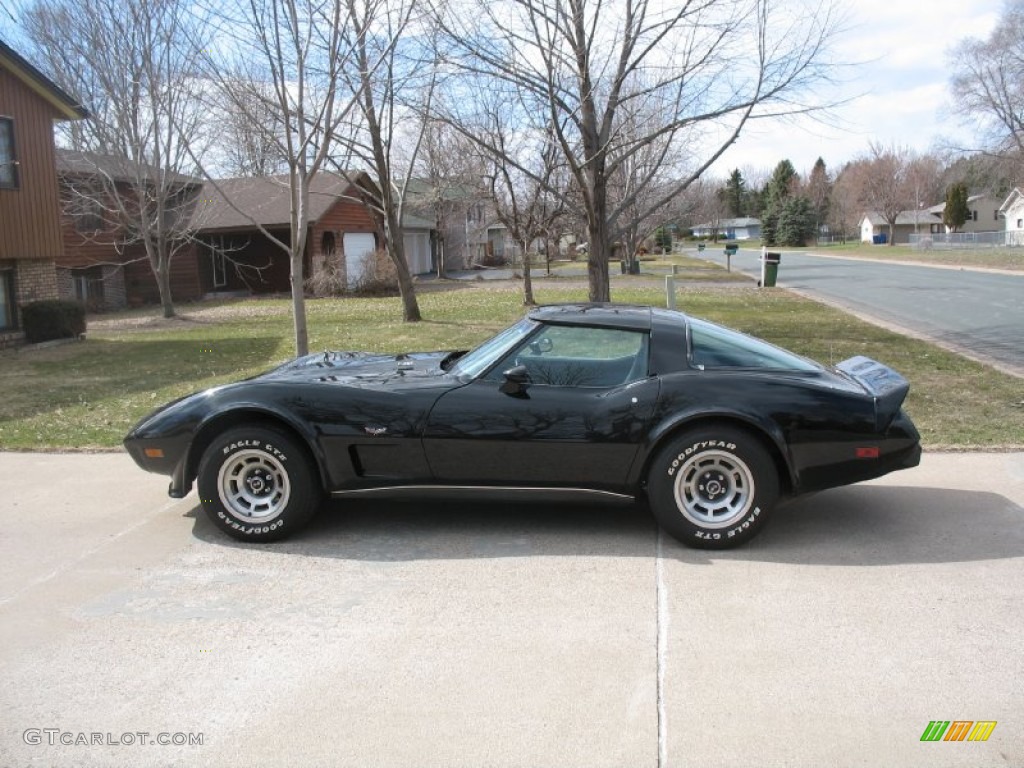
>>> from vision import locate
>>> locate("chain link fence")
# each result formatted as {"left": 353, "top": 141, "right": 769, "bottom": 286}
{"left": 909, "top": 231, "right": 1024, "bottom": 249}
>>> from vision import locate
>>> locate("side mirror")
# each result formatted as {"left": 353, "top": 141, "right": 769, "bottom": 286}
{"left": 499, "top": 364, "right": 531, "bottom": 397}
{"left": 528, "top": 336, "right": 553, "bottom": 355}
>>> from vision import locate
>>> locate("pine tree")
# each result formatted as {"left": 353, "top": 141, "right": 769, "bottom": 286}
{"left": 777, "top": 197, "right": 816, "bottom": 246}
{"left": 806, "top": 157, "right": 831, "bottom": 235}
{"left": 943, "top": 182, "right": 971, "bottom": 232}
{"left": 761, "top": 160, "right": 799, "bottom": 246}
{"left": 723, "top": 169, "right": 747, "bottom": 217}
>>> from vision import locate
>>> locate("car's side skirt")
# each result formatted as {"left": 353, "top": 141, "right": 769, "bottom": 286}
{"left": 330, "top": 485, "right": 636, "bottom": 504}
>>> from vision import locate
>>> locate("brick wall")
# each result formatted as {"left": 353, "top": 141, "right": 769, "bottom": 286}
{"left": 14, "top": 258, "right": 59, "bottom": 305}
{"left": 0, "top": 257, "right": 60, "bottom": 348}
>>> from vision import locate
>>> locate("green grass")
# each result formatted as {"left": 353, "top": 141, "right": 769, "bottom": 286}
{"left": 1, "top": 282, "right": 1021, "bottom": 450}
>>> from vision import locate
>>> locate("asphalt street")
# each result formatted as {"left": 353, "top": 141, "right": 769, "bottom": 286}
{"left": 2, "top": 451, "right": 1022, "bottom": 767}
{"left": 699, "top": 248, "right": 1024, "bottom": 376}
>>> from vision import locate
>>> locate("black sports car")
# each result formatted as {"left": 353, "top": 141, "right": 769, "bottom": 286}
{"left": 125, "top": 304, "right": 921, "bottom": 548}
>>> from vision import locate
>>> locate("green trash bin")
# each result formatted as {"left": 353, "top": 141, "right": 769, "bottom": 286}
{"left": 763, "top": 252, "right": 781, "bottom": 287}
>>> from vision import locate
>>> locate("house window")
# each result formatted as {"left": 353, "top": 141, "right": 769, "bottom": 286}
{"left": 1018, "top": 219, "right": 1023, "bottom": 229}
{"left": 971, "top": 210, "right": 978, "bottom": 221}
{"left": 0, "top": 117, "right": 18, "bottom": 189}
{"left": 0, "top": 270, "right": 15, "bottom": 329}
{"left": 70, "top": 195, "right": 105, "bottom": 232}
{"left": 72, "top": 267, "right": 104, "bottom": 310}
{"left": 211, "top": 247, "right": 226, "bottom": 287}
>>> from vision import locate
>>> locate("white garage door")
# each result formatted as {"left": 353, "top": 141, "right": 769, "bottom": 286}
{"left": 343, "top": 233, "right": 376, "bottom": 286}
{"left": 404, "top": 232, "right": 432, "bottom": 275}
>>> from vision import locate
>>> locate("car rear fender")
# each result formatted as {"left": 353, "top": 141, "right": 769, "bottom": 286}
{"left": 181, "top": 406, "right": 331, "bottom": 496}
{"left": 635, "top": 411, "right": 798, "bottom": 493}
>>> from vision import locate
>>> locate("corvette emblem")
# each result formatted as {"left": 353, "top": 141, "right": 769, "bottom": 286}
{"left": 364, "top": 426, "right": 388, "bottom": 436}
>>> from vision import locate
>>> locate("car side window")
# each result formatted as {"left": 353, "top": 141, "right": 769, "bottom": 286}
{"left": 689, "top": 318, "right": 819, "bottom": 371}
{"left": 486, "top": 325, "right": 649, "bottom": 387}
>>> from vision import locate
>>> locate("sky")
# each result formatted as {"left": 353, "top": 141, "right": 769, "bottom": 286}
{"left": 0, "top": 0, "right": 1005, "bottom": 181}
{"left": 711, "top": 0, "right": 1005, "bottom": 177}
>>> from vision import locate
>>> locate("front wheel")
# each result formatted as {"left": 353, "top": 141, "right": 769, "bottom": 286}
{"left": 647, "top": 427, "right": 779, "bottom": 549}
{"left": 196, "top": 426, "right": 320, "bottom": 542}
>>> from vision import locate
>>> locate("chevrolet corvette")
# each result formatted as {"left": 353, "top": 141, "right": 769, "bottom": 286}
{"left": 124, "top": 304, "right": 921, "bottom": 548}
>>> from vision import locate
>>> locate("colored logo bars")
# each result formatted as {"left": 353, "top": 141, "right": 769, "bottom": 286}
{"left": 920, "top": 721, "right": 997, "bottom": 742}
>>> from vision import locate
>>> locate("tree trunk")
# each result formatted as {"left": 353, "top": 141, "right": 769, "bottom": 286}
{"left": 290, "top": 251, "right": 308, "bottom": 356}
{"left": 148, "top": 240, "right": 175, "bottom": 319}
{"left": 384, "top": 209, "right": 422, "bottom": 322}
{"left": 290, "top": 185, "right": 310, "bottom": 357}
{"left": 521, "top": 244, "right": 535, "bottom": 306}
{"left": 586, "top": 214, "right": 612, "bottom": 303}
{"left": 157, "top": 264, "right": 175, "bottom": 319}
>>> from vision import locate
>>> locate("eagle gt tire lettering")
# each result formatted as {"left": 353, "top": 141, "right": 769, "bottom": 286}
{"left": 648, "top": 426, "right": 779, "bottom": 549}
{"left": 197, "top": 426, "right": 320, "bottom": 542}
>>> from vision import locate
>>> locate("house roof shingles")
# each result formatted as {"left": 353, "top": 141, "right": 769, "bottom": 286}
{"left": 193, "top": 173, "right": 365, "bottom": 231}
{"left": 56, "top": 148, "right": 198, "bottom": 186}
{"left": 863, "top": 210, "right": 940, "bottom": 227}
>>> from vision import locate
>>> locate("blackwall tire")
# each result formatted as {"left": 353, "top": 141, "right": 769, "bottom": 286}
{"left": 196, "top": 426, "right": 320, "bottom": 542}
{"left": 647, "top": 426, "right": 779, "bottom": 549}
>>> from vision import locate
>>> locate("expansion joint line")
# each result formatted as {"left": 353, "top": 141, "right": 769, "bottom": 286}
{"left": 656, "top": 527, "right": 669, "bottom": 768}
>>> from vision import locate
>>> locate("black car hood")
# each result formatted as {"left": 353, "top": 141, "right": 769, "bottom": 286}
{"left": 258, "top": 350, "right": 454, "bottom": 388}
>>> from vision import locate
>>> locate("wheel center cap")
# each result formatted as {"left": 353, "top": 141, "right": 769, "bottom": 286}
{"left": 248, "top": 474, "right": 268, "bottom": 494}
{"left": 699, "top": 472, "right": 727, "bottom": 501}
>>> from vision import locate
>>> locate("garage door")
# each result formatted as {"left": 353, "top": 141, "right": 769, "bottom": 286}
{"left": 343, "top": 233, "right": 376, "bottom": 286}
{"left": 404, "top": 232, "right": 432, "bottom": 275}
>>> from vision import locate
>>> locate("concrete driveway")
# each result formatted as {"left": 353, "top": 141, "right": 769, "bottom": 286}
{"left": 1, "top": 451, "right": 1022, "bottom": 767}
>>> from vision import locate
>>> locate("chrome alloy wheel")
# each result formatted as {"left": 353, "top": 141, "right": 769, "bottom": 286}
{"left": 672, "top": 450, "right": 755, "bottom": 529}
{"left": 217, "top": 449, "right": 291, "bottom": 523}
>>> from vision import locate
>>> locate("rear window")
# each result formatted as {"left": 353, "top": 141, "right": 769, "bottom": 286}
{"left": 689, "top": 318, "right": 820, "bottom": 371}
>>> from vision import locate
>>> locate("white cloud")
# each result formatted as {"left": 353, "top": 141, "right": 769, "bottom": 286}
{"left": 712, "top": 0, "right": 1003, "bottom": 176}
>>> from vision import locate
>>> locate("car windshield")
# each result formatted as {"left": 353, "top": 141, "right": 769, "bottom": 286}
{"left": 449, "top": 317, "right": 539, "bottom": 379}
{"left": 689, "top": 318, "right": 820, "bottom": 371}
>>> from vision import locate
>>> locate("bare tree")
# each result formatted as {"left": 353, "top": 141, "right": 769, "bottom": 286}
{"left": 949, "top": 0, "right": 1024, "bottom": 160}
{"left": 435, "top": 0, "right": 843, "bottom": 302}
{"left": 334, "top": 0, "right": 428, "bottom": 322}
{"left": 485, "top": 120, "right": 566, "bottom": 305}
{"left": 216, "top": 80, "right": 289, "bottom": 177}
{"left": 198, "top": 0, "right": 368, "bottom": 355}
{"left": 23, "top": 0, "right": 210, "bottom": 318}
{"left": 827, "top": 163, "right": 860, "bottom": 243}
{"left": 850, "top": 143, "right": 915, "bottom": 246}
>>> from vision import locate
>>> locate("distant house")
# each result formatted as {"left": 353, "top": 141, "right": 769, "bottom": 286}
{"left": 0, "top": 40, "right": 87, "bottom": 346}
{"left": 55, "top": 148, "right": 203, "bottom": 310}
{"left": 403, "top": 178, "right": 495, "bottom": 271}
{"left": 925, "top": 194, "right": 1003, "bottom": 234}
{"left": 690, "top": 217, "right": 761, "bottom": 240}
{"left": 998, "top": 188, "right": 1024, "bottom": 246}
{"left": 191, "top": 172, "right": 384, "bottom": 295}
{"left": 859, "top": 211, "right": 939, "bottom": 245}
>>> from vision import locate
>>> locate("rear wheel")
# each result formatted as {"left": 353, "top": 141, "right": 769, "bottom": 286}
{"left": 647, "top": 426, "right": 779, "bottom": 549}
{"left": 197, "top": 426, "right": 320, "bottom": 542}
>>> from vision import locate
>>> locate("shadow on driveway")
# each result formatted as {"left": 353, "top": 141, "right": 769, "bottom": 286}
{"left": 186, "top": 484, "right": 1024, "bottom": 567}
